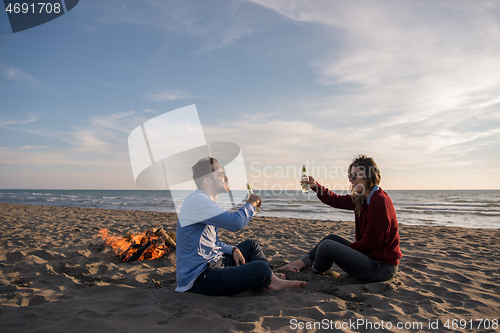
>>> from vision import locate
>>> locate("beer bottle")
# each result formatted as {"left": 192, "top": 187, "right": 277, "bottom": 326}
{"left": 301, "top": 165, "right": 310, "bottom": 193}
{"left": 246, "top": 183, "right": 261, "bottom": 214}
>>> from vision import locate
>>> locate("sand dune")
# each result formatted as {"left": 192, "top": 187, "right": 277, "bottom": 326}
{"left": 1, "top": 203, "right": 499, "bottom": 332}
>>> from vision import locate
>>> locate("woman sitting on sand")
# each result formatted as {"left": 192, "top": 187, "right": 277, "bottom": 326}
{"left": 278, "top": 155, "right": 402, "bottom": 282}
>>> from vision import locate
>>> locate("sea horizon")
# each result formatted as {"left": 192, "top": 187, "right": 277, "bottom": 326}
{"left": 1, "top": 189, "right": 499, "bottom": 230}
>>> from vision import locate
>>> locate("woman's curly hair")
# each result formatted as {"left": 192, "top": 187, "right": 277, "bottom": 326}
{"left": 349, "top": 155, "right": 381, "bottom": 216}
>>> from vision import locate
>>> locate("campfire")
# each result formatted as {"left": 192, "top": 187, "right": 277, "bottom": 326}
{"left": 98, "top": 227, "right": 176, "bottom": 262}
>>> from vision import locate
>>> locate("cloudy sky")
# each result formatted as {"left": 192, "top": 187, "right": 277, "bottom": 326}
{"left": 1, "top": 0, "right": 499, "bottom": 190}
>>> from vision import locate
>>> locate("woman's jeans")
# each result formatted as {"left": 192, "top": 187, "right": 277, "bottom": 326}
{"left": 301, "top": 234, "right": 398, "bottom": 282}
{"left": 189, "top": 239, "right": 272, "bottom": 296}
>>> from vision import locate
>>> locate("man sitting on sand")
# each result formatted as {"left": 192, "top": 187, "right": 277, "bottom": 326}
{"left": 175, "top": 157, "right": 306, "bottom": 296}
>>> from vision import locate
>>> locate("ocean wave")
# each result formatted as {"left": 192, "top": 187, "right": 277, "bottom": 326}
{"left": 267, "top": 203, "right": 302, "bottom": 207}
{"left": 474, "top": 211, "right": 500, "bottom": 216}
{"left": 264, "top": 208, "right": 317, "bottom": 213}
{"left": 395, "top": 202, "right": 498, "bottom": 209}
{"left": 398, "top": 208, "right": 499, "bottom": 217}
{"left": 402, "top": 205, "right": 499, "bottom": 212}
{"left": 450, "top": 199, "right": 499, "bottom": 204}
{"left": 1, "top": 189, "right": 499, "bottom": 229}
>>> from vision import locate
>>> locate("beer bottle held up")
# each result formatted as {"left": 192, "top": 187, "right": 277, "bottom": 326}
{"left": 246, "top": 183, "right": 261, "bottom": 214}
{"left": 301, "top": 165, "right": 310, "bottom": 194}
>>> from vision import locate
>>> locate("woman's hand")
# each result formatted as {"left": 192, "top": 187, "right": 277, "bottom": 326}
{"left": 300, "top": 176, "right": 317, "bottom": 191}
{"left": 305, "top": 176, "right": 317, "bottom": 191}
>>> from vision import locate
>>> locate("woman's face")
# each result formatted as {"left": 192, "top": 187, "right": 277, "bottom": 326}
{"left": 349, "top": 166, "right": 369, "bottom": 196}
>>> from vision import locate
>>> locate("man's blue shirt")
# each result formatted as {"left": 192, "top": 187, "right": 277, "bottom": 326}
{"left": 175, "top": 189, "right": 255, "bottom": 292}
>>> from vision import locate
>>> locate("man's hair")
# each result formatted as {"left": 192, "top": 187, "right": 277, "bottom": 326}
{"left": 192, "top": 157, "right": 219, "bottom": 189}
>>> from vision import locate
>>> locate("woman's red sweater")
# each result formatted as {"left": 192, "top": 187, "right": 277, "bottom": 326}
{"left": 315, "top": 184, "right": 403, "bottom": 265}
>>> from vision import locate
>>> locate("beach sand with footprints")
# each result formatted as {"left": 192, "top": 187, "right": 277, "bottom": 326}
{"left": 1, "top": 203, "right": 499, "bottom": 332}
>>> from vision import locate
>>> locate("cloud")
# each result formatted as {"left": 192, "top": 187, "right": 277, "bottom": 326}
{"left": 145, "top": 90, "right": 192, "bottom": 101}
{"left": 18, "top": 145, "right": 51, "bottom": 149}
{"left": 202, "top": 111, "right": 500, "bottom": 173}
{"left": 88, "top": 109, "right": 155, "bottom": 133}
{"left": 80, "top": 0, "right": 279, "bottom": 51}
{"left": 145, "top": 0, "right": 281, "bottom": 50}
{"left": 67, "top": 109, "right": 159, "bottom": 155}
{"left": 248, "top": 0, "right": 500, "bottom": 98}
{"left": 1, "top": 65, "right": 38, "bottom": 84}
{"left": 70, "top": 130, "right": 111, "bottom": 153}
{"left": 0, "top": 114, "right": 38, "bottom": 127}
{"left": 241, "top": 0, "right": 500, "bottom": 168}
{"left": 0, "top": 109, "right": 157, "bottom": 189}
{"left": 0, "top": 109, "right": 158, "bottom": 157}
{"left": 0, "top": 146, "right": 100, "bottom": 166}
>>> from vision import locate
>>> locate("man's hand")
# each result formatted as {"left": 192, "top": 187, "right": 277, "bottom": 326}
{"left": 232, "top": 247, "right": 245, "bottom": 266}
{"left": 246, "top": 193, "right": 261, "bottom": 208}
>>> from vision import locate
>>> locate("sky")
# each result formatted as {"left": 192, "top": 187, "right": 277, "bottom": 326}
{"left": 1, "top": 0, "right": 499, "bottom": 190}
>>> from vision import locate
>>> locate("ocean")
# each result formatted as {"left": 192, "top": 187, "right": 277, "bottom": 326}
{"left": 0, "top": 189, "right": 498, "bottom": 229}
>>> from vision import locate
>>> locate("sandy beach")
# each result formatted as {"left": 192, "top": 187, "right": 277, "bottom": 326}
{"left": 1, "top": 203, "right": 499, "bottom": 332}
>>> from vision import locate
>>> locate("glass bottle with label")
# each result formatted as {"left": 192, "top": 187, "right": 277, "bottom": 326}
{"left": 246, "top": 183, "right": 261, "bottom": 213}
{"left": 301, "top": 165, "right": 310, "bottom": 194}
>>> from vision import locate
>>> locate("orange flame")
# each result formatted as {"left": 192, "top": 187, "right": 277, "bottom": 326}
{"left": 98, "top": 228, "right": 170, "bottom": 262}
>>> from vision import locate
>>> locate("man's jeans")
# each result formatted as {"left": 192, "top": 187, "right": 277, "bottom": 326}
{"left": 301, "top": 234, "right": 398, "bottom": 282}
{"left": 189, "top": 239, "right": 272, "bottom": 296}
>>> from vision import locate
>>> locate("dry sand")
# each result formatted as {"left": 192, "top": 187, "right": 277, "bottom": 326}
{"left": 1, "top": 203, "right": 499, "bottom": 332}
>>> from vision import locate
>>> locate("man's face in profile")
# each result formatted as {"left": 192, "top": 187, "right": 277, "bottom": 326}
{"left": 210, "top": 163, "right": 229, "bottom": 194}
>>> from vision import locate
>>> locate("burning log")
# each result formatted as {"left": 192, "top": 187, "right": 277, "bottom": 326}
{"left": 98, "top": 227, "right": 175, "bottom": 262}
{"left": 155, "top": 227, "right": 176, "bottom": 248}
{"left": 124, "top": 240, "right": 153, "bottom": 262}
